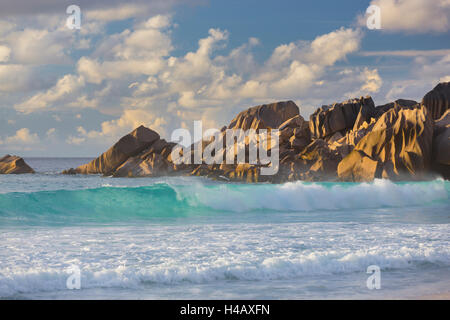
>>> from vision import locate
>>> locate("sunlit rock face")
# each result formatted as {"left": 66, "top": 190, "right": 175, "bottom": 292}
{"left": 309, "top": 96, "right": 376, "bottom": 139}
{"left": 228, "top": 101, "right": 300, "bottom": 130}
{"left": 63, "top": 126, "right": 160, "bottom": 175}
{"left": 338, "top": 106, "right": 433, "bottom": 181}
{"left": 0, "top": 155, "right": 35, "bottom": 174}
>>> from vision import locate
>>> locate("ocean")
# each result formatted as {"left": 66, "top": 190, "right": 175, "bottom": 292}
{"left": 0, "top": 158, "right": 449, "bottom": 299}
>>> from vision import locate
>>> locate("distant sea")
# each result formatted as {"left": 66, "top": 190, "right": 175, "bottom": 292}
{"left": 0, "top": 157, "right": 449, "bottom": 299}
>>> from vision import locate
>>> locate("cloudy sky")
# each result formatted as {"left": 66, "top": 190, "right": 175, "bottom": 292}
{"left": 0, "top": 0, "right": 449, "bottom": 156}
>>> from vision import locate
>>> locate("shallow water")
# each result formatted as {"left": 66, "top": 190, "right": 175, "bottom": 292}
{"left": 0, "top": 158, "right": 449, "bottom": 299}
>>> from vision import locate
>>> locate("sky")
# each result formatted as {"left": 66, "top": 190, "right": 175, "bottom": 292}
{"left": 0, "top": 0, "right": 449, "bottom": 156}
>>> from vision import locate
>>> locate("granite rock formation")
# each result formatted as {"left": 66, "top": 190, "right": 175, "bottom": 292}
{"left": 0, "top": 155, "right": 35, "bottom": 174}
{"left": 62, "top": 126, "right": 160, "bottom": 175}
{"left": 337, "top": 106, "right": 433, "bottom": 181}
{"left": 62, "top": 81, "right": 450, "bottom": 182}
{"left": 421, "top": 82, "right": 450, "bottom": 120}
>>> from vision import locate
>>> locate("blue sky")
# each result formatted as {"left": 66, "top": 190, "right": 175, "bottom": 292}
{"left": 0, "top": 0, "right": 449, "bottom": 156}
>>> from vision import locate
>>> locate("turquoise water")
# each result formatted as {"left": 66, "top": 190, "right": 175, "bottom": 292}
{"left": 0, "top": 158, "right": 449, "bottom": 299}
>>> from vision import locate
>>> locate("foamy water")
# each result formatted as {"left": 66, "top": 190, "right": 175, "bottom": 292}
{"left": 0, "top": 158, "right": 449, "bottom": 299}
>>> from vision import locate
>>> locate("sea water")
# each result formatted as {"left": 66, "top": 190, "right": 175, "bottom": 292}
{"left": 0, "top": 158, "right": 449, "bottom": 299}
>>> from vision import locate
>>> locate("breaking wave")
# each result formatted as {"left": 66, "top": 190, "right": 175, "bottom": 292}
{"left": 0, "top": 179, "right": 448, "bottom": 225}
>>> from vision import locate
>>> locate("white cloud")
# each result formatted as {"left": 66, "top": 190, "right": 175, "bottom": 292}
{"left": 3, "top": 12, "right": 374, "bottom": 152}
{"left": 68, "top": 109, "right": 168, "bottom": 145}
{"left": 360, "top": 68, "right": 382, "bottom": 93}
{"left": 0, "top": 64, "right": 33, "bottom": 92}
{"left": 360, "top": 49, "right": 450, "bottom": 57}
{"left": 0, "top": 45, "right": 11, "bottom": 62}
{"left": 85, "top": 4, "right": 149, "bottom": 22}
{"left": 5, "top": 28, "right": 71, "bottom": 65}
{"left": 360, "top": 0, "right": 450, "bottom": 33}
{"left": 243, "top": 27, "right": 362, "bottom": 98}
{"left": 66, "top": 127, "right": 87, "bottom": 145}
{"left": 307, "top": 28, "right": 361, "bottom": 66}
{"left": 0, "top": 128, "right": 39, "bottom": 146}
{"left": 77, "top": 15, "right": 173, "bottom": 84}
{"left": 38, "top": 24, "right": 366, "bottom": 147}
{"left": 385, "top": 54, "right": 450, "bottom": 102}
{"left": 78, "top": 58, "right": 166, "bottom": 84}
{"left": 46, "top": 128, "right": 56, "bottom": 137}
{"left": 14, "top": 75, "right": 86, "bottom": 113}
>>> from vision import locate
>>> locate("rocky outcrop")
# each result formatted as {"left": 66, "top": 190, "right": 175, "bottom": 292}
{"left": 0, "top": 155, "right": 35, "bottom": 174}
{"left": 281, "top": 139, "right": 341, "bottom": 181}
{"left": 309, "top": 96, "right": 376, "bottom": 139}
{"left": 328, "top": 118, "right": 377, "bottom": 159}
{"left": 421, "top": 82, "right": 450, "bottom": 120}
{"left": 63, "top": 125, "right": 160, "bottom": 175}
{"left": 61, "top": 81, "right": 450, "bottom": 182}
{"left": 228, "top": 101, "right": 299, "bottom": 130}
{"left": 279, "top": 115, "right": 311, "bottom": 151}
{"left": 185, "top": 102, "right": 303, "bottom": 182}
{"left": 337, "top": 106, "right": 433, "bottom": 181}
{"left": 375, "top": 99, "right": 418, "bottom": 118}
{"left": 432, "top": 110, "right": 450, "bottom": 179}
{"left": 433, "top": 109, "right": 450, "bottom": 165}
{"left": 113, "top": 139, "right": 177, "bottom": 177}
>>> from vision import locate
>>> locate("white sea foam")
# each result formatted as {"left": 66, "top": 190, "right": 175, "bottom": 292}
{"left": 1, "top": 223, "right": 449, "bottom": 297}
{"left": 177, "top": 179, "right": 449, "bottom": 212}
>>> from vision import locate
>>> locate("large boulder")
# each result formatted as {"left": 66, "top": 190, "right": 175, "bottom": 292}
{"left": 228, "top": 101, "right": 299, "bottom": 130}
{"left": 432, "top": 110, "right": 450, "bottom": 179}
{"left": 338, "top": 105, "right": 433, "bottom": 181}
{"left": 374, "top": 99, "right": 418, "bottom": 118}
{"left": 330, "top": 118, "right": 377, "bottom": 158}
{"left": 113, "top": 139, "right": 176, "bottom": 177}
{"left": 309, "top": 96, "right": 376, "bottom": 139}
{"left": 185, "top": 101, "right": 299, "bottom": 182}
{"left": 297, "top": 139, "right": 341, "bottom": 181}
{"left": 433, "top": 109, "right": 450, "bottom": 165}
{"left": 421, "top": 82, "right": 450, "bottom": 120}
{"left": 280, "top": 139, "right": 342, "bottom": 182}
{"left": 113, "top": 153, "right": 170, "bottom": 177}
{"left": 63, "top": 125, "right": 160, "bottom": 175}
{"left": 277, "top": 114, "right": 311, "bottom": 156}
{"left": 0, "top": 155, "right": 35, "bottom": 174}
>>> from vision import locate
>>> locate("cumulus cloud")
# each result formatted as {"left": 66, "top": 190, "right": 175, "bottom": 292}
{"left": 46, "top": 128, "right": 56, "bottom": 137}
{"left": 85, "top": 3, "right": 150, "bottom": 22}
{"left": 0, "top": 45, "right": 11, "bottom": 62}
{"left": 14, "top": 75, "right": 86, "bottom": 113}
{"left": 2, "top": 9, "right": 376, "bottom": 154}
{"left": 67, "top": 109, "right": 168, "bottom": 145}
{"left": 77, "top": 15, "right": 173, "bottom": 84}
{"left": 5, "top": 28, "right": 72, "bottom": 65}
{"left": 385, "top": 54, "right": 450, "bottom": 101}
{"left": 0, "top": 128, "right": 39, "bottom": 146}
{"left": 360, "top": 49, "right": 450, "bottom": 57}
{"left": 360, "top": 68, "right": 383, "bottom": 93}
{"left": 14, "top": 21, "right": 368, "bottom": 147}
{"left": 359, "top": 0, "right": 450, "bottom": 33}
{"left": 0, "top": 64, "right": 33, "bottom": 92}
